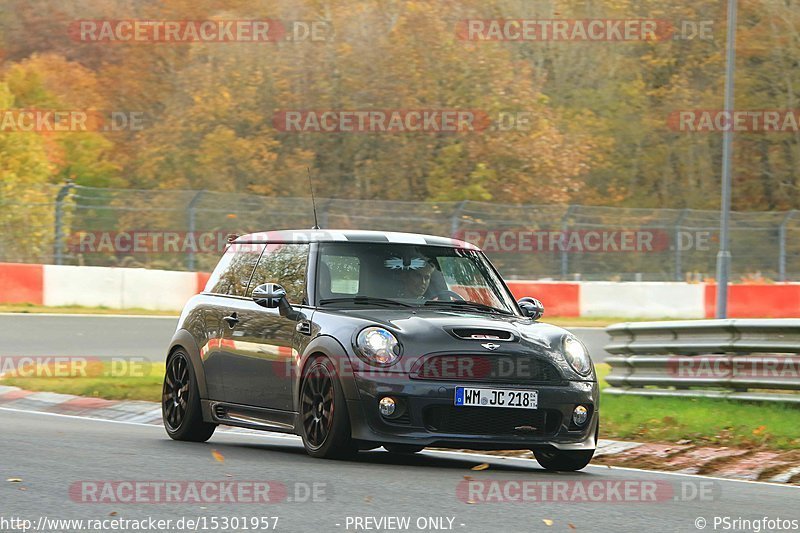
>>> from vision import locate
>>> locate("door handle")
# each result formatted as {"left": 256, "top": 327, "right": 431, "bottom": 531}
{"left": 223, "top": 313, "right": 239, "bottom": 328}
{"left": 296, "top": 320, "right": 312, "bottom": 336}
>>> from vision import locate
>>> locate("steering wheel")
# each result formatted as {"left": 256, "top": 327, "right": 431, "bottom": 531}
{"left": 430, "top": 289, "right": 465, "bottom": 301}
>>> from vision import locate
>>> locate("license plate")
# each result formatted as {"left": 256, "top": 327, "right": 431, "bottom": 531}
{"left": 454, "top": 386, "right": 538, "bottom": 409}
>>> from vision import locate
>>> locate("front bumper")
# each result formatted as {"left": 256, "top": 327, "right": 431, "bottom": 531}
{"left": 346, "top": 373, "right": 599, "bottom": 451}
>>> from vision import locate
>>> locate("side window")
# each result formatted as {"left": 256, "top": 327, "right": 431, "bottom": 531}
{"left": 322, "top": 255, "right": 360, "bottom": 295}
{"left": 205, "top": 244, "right": 265, "bottom": 297}
{"left": 248, "top": 243, "right": 309, "bottom": 304}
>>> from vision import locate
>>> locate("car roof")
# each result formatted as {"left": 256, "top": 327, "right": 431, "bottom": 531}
{"left": 232, "top": 229, "right": 479, "bottom": 249}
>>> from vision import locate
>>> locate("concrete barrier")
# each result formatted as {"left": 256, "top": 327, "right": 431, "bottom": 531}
{"left": 0, "top": 263, "right": 44, "bottom": 305}
{"left": 579, "top": 282, "right": 706, "bottom": 318}
{"left": 0, "top": 264, "right": 204, "bottom": 311}
{"left": 43, "top": 265, "right": 125, "bottom": 308}
{"left": 704, "top": 283, "right": 800, "bottom": 318}
{"left": 119, "top": 269, "right": 199, "bottom": 311}
{"left": 0, "top": 262, "right": 798, "bottom": 316}
{"left": 506, "top": 281, "right": 580, "bottom": 317}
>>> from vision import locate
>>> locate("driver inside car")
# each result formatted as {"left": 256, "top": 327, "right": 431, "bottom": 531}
{"left": 398, "top": 261, "right": 434, "bottom": 299}
{"left": 385, "top": 255, "right": 435, "bottom": 299}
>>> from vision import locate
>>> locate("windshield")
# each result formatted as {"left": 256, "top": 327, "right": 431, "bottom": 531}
{"left": 316, "top": 242, "right": 519, "bottom": 315}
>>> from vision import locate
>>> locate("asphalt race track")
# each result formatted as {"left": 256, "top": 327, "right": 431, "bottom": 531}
{"left": 1, "top": 313, "right": 799, "bottom": 532}
{"left": 0, "top": 314, "right": 611, "bottom": 363}
{"left": 2, "top": 408, "right": 798, "bottom": 533}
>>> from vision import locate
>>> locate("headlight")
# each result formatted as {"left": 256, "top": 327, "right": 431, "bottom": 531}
{"left": 563, "top": 336, "right": 592, "bottom": 376}
{"left": 356, "top": 327, "right": 401, "bottom": 366}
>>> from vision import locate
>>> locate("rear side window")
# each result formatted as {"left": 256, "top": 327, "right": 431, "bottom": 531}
{"left": 205, "top": 244, "right": 265, "bottom": 297}
{"left": 248, "top": 243, "right": 309, "bottom": 304}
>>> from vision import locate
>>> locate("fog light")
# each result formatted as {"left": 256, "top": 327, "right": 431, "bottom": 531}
{"left": 379, "top": 397, "right": 396, "bottom": 417}
{"left": 572, "top": 405, "right": 589, "bottom": 426}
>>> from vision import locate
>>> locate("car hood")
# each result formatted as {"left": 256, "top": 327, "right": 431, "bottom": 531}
{"left": 314, "top": 307, "right": 574, "bottom": 355}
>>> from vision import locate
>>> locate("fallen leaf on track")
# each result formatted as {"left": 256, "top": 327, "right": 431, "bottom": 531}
{"left": 471, "top": 463, "right": 489, "bottom": 471}
{"left": 542, "top": 518, "right": 554, "bottom": 526}
{"left": 6, "top": 478, "right": 22, "bottom": 483}
{"left": 211, "top": 450, "right": 225, "bottom": 463}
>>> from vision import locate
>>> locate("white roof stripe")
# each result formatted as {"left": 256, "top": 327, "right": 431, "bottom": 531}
{"left": 385, "top": 232, "right": 427, "bottom": 244}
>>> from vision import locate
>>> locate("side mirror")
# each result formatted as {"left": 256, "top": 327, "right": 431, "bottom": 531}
{"left": 252, "top": 283, "right": 294, "bottom": 317}
{"left": 517, "top": 297, "right": 544, "bottom": 320}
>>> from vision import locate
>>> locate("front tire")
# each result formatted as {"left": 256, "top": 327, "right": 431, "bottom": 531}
{"left": 299, "top": 356, "right": 357, "bottom": 459}
{"left": 533, "top": 449, "right": 594, "bottom": 471}
{"left": 162, "top": 350, "right": 216, "bottom": 442}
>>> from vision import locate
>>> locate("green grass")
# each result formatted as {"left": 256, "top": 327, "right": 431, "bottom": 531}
{"left": 602, "top": 394, "right": 800, "bottom": 450}
{"left": 0, "top": 361, "right": 164, "bottom": 401}
{"left": 0, "top": 303, "right": 179, "bottom": 316}
{"left": 3, "top": 359, "right": 798, "bottom": 451}
{"left": 596, "top": 363, "right": 800, "bottom": 451}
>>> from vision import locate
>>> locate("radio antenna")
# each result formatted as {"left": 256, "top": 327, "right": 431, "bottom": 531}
{"left": 307, "top": 167, "right": 320, "bottom": 229}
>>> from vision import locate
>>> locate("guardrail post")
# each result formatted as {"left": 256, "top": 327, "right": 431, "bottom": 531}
{"left": 674, "top": 209, "right": 689, "bottom": 281}
{"left": 186, "top": 190, "right": 206, "bottom": 271}
{"left": 560, "top": 205, "right": 576, "bottom": 279}
{"left": 779, "top": 210, "right": 796, "bottom": 282}
{"left": 450, "top": 200, "right": 467, "bottom": 238}
{"left": 53, "top": 182, "right": 75, "bottom": 265}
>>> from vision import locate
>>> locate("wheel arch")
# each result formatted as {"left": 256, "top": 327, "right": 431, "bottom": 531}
{"left": 166, "top": 329, "right": 208, "bottom": 399}
{"left": 294, "top": 334, "right": 360, "bottom": 410}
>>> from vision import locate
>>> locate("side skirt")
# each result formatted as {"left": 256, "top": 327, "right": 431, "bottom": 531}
{"left": 202, "top": 400, "right": 298, "bottom": 434}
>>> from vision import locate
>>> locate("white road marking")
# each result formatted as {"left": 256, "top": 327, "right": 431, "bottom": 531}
{"left": 1, "top": 405, "right": 798, "bottom": 489}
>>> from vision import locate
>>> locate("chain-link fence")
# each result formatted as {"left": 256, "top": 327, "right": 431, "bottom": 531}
{"left": 3, "top": 184, "right": 799, "bottom": 281}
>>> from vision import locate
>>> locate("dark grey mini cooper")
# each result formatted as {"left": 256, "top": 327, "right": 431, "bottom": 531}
{"left": 163, "top": 230, "right": 598, "bottom": 471}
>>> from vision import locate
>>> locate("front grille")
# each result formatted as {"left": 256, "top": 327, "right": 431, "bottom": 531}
{"left": 413, "top": 354, "right": 562, "bottom": 384}
{"left": 385, "top": 409, "right": 411, "bottom": 425}
{"left": 423, "top": 406, "right": 561, "bottom": 436}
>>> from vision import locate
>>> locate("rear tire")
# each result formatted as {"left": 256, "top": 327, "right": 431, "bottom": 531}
{"left": 299, "top": 356, "right": 358, "bottom": 459}
{"left": 162, "top": 349, "right": 216, "bottom": 442}
{"left": 533, "top": 449, "right": 594, "bottom": 471}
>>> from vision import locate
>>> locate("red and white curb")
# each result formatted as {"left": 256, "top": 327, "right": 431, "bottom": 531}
{"left": 2, "top": 385, "right": 798, "bottom": 484}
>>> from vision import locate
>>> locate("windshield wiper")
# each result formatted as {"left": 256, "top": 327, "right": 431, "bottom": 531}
{"left": 423, "top": 300, "right": 513, "bottom": 315}
{"left": 319, "top": 297, "right": 413, "bottom": 308}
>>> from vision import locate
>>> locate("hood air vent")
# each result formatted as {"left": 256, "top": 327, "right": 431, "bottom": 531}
{"left": 450, "top": 328, "right": 515, "bottom": 341}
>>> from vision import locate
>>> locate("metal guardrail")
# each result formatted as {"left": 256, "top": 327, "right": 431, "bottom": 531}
{"left": 604, "top": 319, "right": 800, "bottom": 403}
